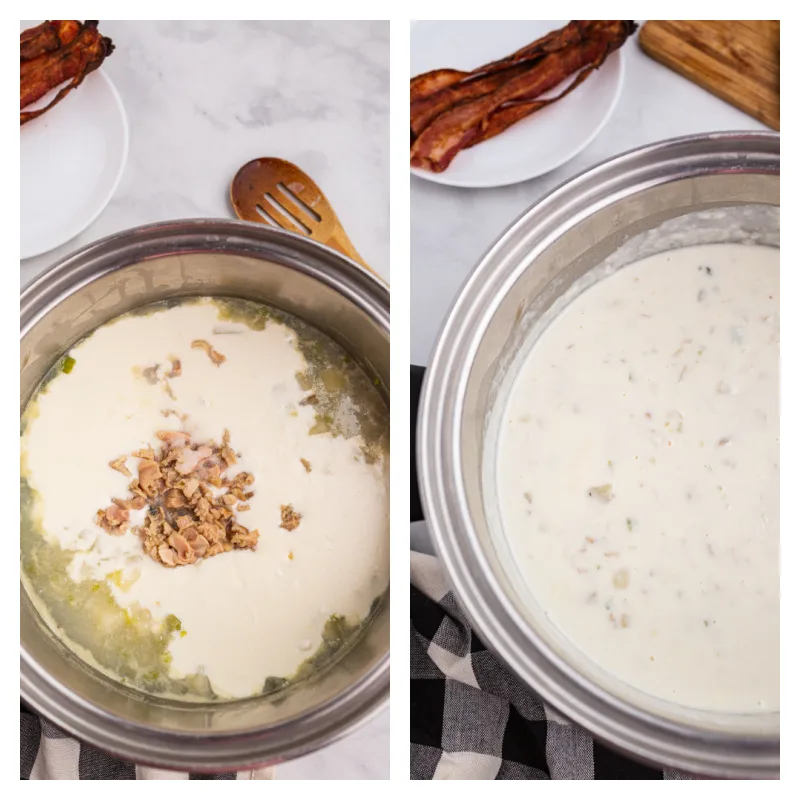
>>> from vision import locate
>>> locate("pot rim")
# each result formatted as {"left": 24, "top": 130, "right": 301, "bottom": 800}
{"left": 21, "top": 217, "right": 388, "bottom": 330}
{"left": 20, "top": 217, "right": 390, "bottom": 770}
{"left": 418, "top": 131, "right": 779, "bottom": 778}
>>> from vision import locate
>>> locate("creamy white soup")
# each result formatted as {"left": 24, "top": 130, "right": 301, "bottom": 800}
{"left": 21, "top": 298, "right": 389, "bottom": 700}
{"left": 496, "top": 243, "right": 778, "bottom": 713}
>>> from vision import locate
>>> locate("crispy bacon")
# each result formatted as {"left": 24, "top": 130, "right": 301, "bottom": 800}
{"left": 410, "top": 69, "right": 466, "bottom": 103}
{"left": 410, "top": 21, "right": 592, "bottom": 141}
{"left": 410, "top": 21, "right": 636, "bottom": 172}
{"left": 411, "top": 64, "right": 530, "bottom": 140}
{"left": 410, "top": 21, "right": 590, "bottom": 111}
{"left": 20, "top": 20, "right": 114, "bottom": 125}
{"left": 465, "top": 20, "right": 590, "bottom": 80}
{"left": 469, "top": 27, "right": 633, "bottom": 149}
{"left": 467, "top": 68, "right": 595, "bottom": 148}
{"left": 20, "top": 20, "right": 81, "bottom": 61}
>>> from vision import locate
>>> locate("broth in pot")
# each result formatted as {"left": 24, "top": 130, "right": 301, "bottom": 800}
{"left": 21, "top": 297, "right": 389, "bottom": 702}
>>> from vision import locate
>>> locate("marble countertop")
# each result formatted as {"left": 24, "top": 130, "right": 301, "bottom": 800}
{"left": 410, "top": 23, "right": 771, "bottom": 556}
{"left": 20, "top": 20, "right": 389, "bottom": 781}
{"left": 21, "top": 20, "right": 389, "bottom": 285}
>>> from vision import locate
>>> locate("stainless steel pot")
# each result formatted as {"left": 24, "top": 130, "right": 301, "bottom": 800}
{"left": 419, "top": 131, "right": 779, "bottom": 778}
{"left": 20, "top": 219, "right": 389, "bottom": 770}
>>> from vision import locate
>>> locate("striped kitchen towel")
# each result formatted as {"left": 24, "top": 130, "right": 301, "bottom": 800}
{"left": 410, "top": 550, "right": 696, "bottom": 780}
{"left": 20, "top": 708, "right": 275, "bottom": 780}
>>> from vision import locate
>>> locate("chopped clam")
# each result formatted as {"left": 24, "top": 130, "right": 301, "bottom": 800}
{"left": 97, "top": 430, "right": 258, "bottom": 568}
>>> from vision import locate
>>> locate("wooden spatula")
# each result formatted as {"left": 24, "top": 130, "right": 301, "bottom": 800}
{"left": 230, "top": 157, "right": 376, "bottom": 276}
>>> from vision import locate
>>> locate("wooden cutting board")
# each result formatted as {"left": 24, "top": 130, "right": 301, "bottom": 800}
{"left": 639, "top": 20, "right": 779, "bottom": 130}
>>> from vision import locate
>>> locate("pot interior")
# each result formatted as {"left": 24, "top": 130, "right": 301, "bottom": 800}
{"left": 464, "top": 175, "right": 779, "bottom": 734}
{"left": 21, "top": 237, "right": 389, "bottom": 764}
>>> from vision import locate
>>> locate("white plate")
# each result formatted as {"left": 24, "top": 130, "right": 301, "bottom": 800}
{"left": 410, "top": 20, "right": 625, "bottom": 189}
{"left": 20, "top": 66, "right": 128, "bottom": 260}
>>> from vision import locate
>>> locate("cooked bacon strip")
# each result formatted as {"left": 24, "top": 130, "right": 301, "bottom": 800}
{"left": 410, "top": 69, "right": 466, "bottom": 103}
{"left": 467, "top": 67, "right": 596, "bottom": 148}
{"left": 410, "top": 21, "right": 636, "bottom": 173}
{"left": 20, "top": 20, "right": 114, "bottom": 125}
{"left": 468, "top": 26, "right": 631, "bottom": 149}
{"left": 20, "top": 20, "right": 80, "bottom": 61}
{"left": 466, "top": 20, "right": 589, "bottom": 80}
{"left": 409, "top": 22, "right": 586, "bottom": 94}
{"left": 410, "top": 20, "right": 589, "bottom": 111}
{"left": 410, "top": 22, "right": 589, "bottom": 143}
{"left": 411, "top": 64, "right": 530, "bottom": 140}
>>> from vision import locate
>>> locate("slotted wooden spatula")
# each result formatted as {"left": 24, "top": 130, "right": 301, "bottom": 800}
{"left": 230, "top": 157, "right": 376, "bottom": 276}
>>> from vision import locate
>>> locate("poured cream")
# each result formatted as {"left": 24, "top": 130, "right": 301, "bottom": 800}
{"left": 496, "top": 244, "right": 779, "bottom": 713}
{"left": 21, "top": 300, "right": 389, "bottom": 699}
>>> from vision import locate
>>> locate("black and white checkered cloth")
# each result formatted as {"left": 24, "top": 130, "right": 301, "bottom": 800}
{"left": 20, "top": 705, "right": 274, "bottom": 780}
{"left": 411, "top": 551, "right": 696, "bottom": 780}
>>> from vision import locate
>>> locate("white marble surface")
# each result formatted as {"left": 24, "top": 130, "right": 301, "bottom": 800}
{"left": 410, "top": 21, "right": 770, "bottom": 367}
{"left": 21, "top": 20, "right": 389, "bottom": 285}
{"left": 20, "top": 20, "right": 389, "bottom": 780}
{"left": 276, "top": 710, "right": 390, "bottom": 780}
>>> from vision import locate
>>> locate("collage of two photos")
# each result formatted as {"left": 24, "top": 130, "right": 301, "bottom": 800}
{"left": 20, "top": 18, "right": 780, "bottom": 781}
